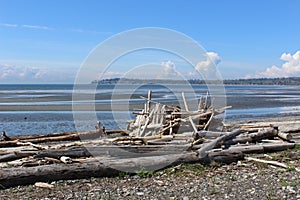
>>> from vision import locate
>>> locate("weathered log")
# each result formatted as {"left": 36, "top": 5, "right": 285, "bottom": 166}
{"left": 226, "top": 145, "right": 265, "bottom": 154}
{"left": 0, "top": 153, "right": 200, "bottom": 188}
{"left": 262, "top": 143, "right": 295, "bottom": 152}
{"left": 35, "top": 144, "right": 193, "bottom": 159}
{"left": 181, "top": 92, "right": 198, "bottom": 133}
{"left": 248, "top": 127, "right": 278, "bottom": 140}
{"left": 35, "top": 147, "right": 91, "bottom": 159}
{"left": 239, "top": 121, "right": 300, "bottom": 136}
{"left": 198, "top": 96, "right": 203, "bottom": 111}
{"left": 223, "top": 128, "right": 278, "bottom": 146}
{"left": 0, "top": 149, "right": 248, "bottom": 189}
{"left": 0, "top": 141, "right": 20, "bottom": 148}
{"left": 208, "top": 150, "right": 244, "bottom": 164}
{"left": 0, "top": 153, "right": 22, "bottom": 162}
{"left": 228, "top": 143, "right": 295, "bottom": 154}
{"left": 245, "top": 157, "right": 300, "bottom": 172}
{"left": 16, "top": 142, "right": 48, "bottom": 150}
{"left": 0, "top": 131, "right": 103, "bottom": 148}
{"left": 198, "top": 130, "right": 227, "bottom": 138}
{"left": 277, "top": 132, "right": 292, "bottom": 141}
{"left": 197, "top": 129, "right": 242, "bottom": 158}
{"left": 5, "top": 131, "right": 80, "bottom": 141}
{"left": 0, "top": 158, "right": 119, "bottom": 188}
{"left": 0, "top": 151, "right": 36, "bottom": 162}
{"left": 204, "top": 112, "right": 214, "bottom": 130}
{"left": 223, "top": 137, "right": 253, "bottom": 146}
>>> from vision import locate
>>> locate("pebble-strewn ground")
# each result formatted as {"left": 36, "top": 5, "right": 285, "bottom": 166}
{"left": 0, "top": 148, "right": 299, "bottom": 200}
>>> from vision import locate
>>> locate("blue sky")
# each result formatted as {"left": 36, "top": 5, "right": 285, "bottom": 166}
{"left": 0, "top": 0, "right": 300, "bottom": 83}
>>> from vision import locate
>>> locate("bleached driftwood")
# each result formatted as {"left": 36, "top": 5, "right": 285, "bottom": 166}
{"left": 0, "top": 130, "right": 103, "bottom": 148}
{"left": 245, "top": 156, "right": 300, "bottom": 172}
{"left": 223, "top": 128, "right": 279, "bottom": 145}
{"left": 197, "top": 129, "right": 242, "bottom": 158}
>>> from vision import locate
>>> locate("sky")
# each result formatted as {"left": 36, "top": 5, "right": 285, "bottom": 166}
{"left": 0, "top": 0, "right": 300, "bottom": 83}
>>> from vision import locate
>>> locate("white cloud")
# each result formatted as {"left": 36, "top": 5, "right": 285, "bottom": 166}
{"left": 0, "top": 22, "right": 52, "bottom": 30}
{"left": 196, "top": 52, "right": 221, "bottom": 72}
{"left": 0, "top": 22, "right": 113, "bottom": 35}
{"left": 21, "top": 24, "right": 51, "bottom": 30}
{"left": 0, "top": 23, "right": 18, "bottom": 28}
{"left": 0, "top": 64, "right": 76, "bottom": 83}
{"left": 160, "top": 60, "right": 178, "bottom": 77}
{"left": 247, "top": 51, "right": 300, "bottom": 78}
{"left": 189, "top": 52, "right": 221, "bottom": 79}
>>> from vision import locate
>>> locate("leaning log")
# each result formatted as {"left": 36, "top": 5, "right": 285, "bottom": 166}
{"left": 197, "top": 129, "right": 242, "bottom": 158}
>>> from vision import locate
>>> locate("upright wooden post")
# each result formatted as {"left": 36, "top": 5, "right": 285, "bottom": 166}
{"left": 147, "top": 90, "right": 152, "bottom": 114}
{"left": 182, "top": 92, "right": 198, "bottom": 133}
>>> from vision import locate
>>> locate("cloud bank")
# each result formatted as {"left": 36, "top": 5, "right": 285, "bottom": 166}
{"left": 0, "top": 64, "right": 76, "bottom": 83}
{"left": 247, "top": 51, "right": 300, "bottom": 78}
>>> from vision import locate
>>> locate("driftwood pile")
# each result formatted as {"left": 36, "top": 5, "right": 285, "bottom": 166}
{"left": 0, "top": 91, "right": 299, "bottom": 188}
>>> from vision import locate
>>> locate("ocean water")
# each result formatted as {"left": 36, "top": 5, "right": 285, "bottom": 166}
{"left": 0, "top": 84, "right": 300, "bottom": 135}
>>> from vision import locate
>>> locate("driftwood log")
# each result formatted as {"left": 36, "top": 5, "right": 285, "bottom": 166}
{"left": 0, "top": 140, "right": 296, "bottom": 189}
{"left": 197, "top": 129, "right": 242, "bottom": 158}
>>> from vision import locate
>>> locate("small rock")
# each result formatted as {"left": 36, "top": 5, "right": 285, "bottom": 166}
{"left": 34, "top": 182, "right": 54, "bottom": 189}
{"left": 136, "top": 192, "right": 144, "bottom": 196}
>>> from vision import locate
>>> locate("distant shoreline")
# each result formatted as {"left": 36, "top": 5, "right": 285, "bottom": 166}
{"left": 92, "top": 77, "right": 300, "bottom": 85}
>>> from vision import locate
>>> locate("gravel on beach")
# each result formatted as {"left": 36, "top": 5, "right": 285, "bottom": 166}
{"left": 0, "top": 116, "right": 299, "bottom": 200}
{"left": 0, "top": 148, "right": 299, "bottom": 200}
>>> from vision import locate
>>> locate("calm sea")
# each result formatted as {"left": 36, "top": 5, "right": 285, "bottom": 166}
{"left": 0, "top": 84, "right": 300, "bottom": 135}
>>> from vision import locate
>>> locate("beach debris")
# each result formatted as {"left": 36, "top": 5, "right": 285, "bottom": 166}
{"left": 0, "top": 90, "right": 299, "bottom": 188}
{"left": 245, "top": 157, "right": 300, "bottom": 172}
{"left": 127, "top": 90, "right": 227, "bottom": 138}
{"left": 34, "top": 182, "right": 54, "bottom": 189}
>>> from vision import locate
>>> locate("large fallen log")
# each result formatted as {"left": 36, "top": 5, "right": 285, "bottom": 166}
{"left": 35, "top": 144, "right": 192, "bottom": 159}
{"left": 0, "top": 153, "right": 200, "bottom": 188}
{"left": 0, "top": 158, "right": 119, "bottom": 188}
{"left": 0, "top": 149, "right": 249, "bottom": 189}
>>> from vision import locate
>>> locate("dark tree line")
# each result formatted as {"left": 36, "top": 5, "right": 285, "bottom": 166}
{"left": 93, "top": 77, "right": 300, "bottom": 85}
